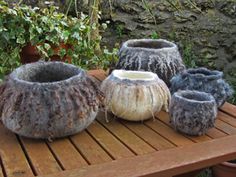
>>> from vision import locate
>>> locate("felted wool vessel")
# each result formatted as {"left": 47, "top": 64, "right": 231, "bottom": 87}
{"left": 169, "top": 90, "right": 217, "bottom": 136}
{"left": 101, "top": 70, "right": 171, "bottom": 121}
{"left": 0, "top": 61, "right": 103, "bottom": 139}
{"left": 115, "top": 39, "right": 185, "bottom": 86}
{"left": 170, "top": 67, "right": 234, "bottom": 107}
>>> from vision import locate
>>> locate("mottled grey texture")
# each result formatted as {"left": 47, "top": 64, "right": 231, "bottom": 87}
{"left": 0, "top": 61, "right": 103, "bottom": 139}
{"left": 169, "top": 90, "right": 217, "bottom": 136}
{"left": 170, "top": 67, "right": 234, "bottom": 107}
{"left": 115, "top": 39, "right": 185, "bottom": 86}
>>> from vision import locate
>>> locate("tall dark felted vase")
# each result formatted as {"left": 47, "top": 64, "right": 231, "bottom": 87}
{"left": 0, "top": 61, "right": 103, "bottom": 139}
{"left": 169, "top": 90, "right": 217, "bottom": 136}
{"left": 115, "top": 39, "right": 185, "bottom": 86}
{"left": 170, "top": 67, "right": 234, "bottom": 107}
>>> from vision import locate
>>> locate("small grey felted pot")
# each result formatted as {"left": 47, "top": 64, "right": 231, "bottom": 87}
{"left": 115, "top": 39, "right": 185, "bottom": 86}
{"left": 170, "top": 67, "right": 234, "bottom": 107}
{"left": 169, "top": 90, "right": 217, "bottom": 136}
{"left": 0, "top": 61, "right": 103, "bottom": 139}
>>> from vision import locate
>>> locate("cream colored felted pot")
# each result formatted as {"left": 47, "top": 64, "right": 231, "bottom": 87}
{"left": 101, "top": 70, "right": 170, "bottom": 121}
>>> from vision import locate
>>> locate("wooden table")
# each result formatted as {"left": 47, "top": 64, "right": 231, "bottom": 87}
{"left": 1, "top": 70, "right": 236, "bottom": 177}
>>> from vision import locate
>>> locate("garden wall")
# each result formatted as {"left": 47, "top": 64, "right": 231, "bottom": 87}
{"left": 7, "top": 0, "right": 236, "bottom": 84}
{"left": 102, "top": 0, "right": 236, "bottom": 84}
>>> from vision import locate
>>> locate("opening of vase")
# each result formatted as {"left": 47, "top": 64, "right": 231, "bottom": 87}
{"left": 114, "top": 70, "right": 156, "bottom": 81}
{"left": 127, "top": 40, "right": 174, "bottom": 49}
{"left": 187, "top": 68, "right": 222, "bottom": 79}
{"left": 179, "top": 91, "right": 212, "bottom": 102}
{"left": 16, "top": 62, "right": 79, "bottom": 83}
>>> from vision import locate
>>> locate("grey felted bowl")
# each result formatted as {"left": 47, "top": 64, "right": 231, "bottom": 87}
{"left": 170, "top": 67, "right": 234, "bottom": 107}
{"left": 169, "top": 90, "right": 217, "bottom": 136}
{"left": 115, "top": 39, "right": 185, "bottom": 86}
{"left": 0, "top": 61, "right": 103, "bottom": 139}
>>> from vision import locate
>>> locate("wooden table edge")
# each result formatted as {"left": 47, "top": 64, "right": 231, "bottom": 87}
{"left": 39, "top": 134, "right": 236, "bottom": 177}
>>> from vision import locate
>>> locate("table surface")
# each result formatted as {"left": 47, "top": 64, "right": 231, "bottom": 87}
{"left": 1, "top": 70, "right": 236, "bottom": 177}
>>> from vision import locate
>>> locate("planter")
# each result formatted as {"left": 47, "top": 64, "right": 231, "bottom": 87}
{"left": 115, "top": 39, "right": 185, "bottom": 86}
{"left": 170, "top": 67, "right": 233, "bottom": 107}
{"left": 169, "top": 90, "right": 217, "bottom": 136}
{"left": 20, "top": 43, "right": 72, "bottom": 64}
{"left": 212, "top": 160, "right": 236, "bottom": 177}
{"left": 101, "top": 70, "right": 170, "bottom": 121}
{"left": 0, "top": 61, "right": 103, "bottom": 139}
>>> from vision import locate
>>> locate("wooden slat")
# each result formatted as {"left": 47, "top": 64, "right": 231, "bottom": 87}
{"left": 87, "top": 121, "right": 135, "bottom": 159}
{"left": 0, "top": 123, "right": 33, "bottom": 177}
{"left": 48, "top": 139, "right": 88, "bottom": 170}
{"left": 215, "top": 119, "right": 236, "bottom": 135}
{"left": 96, "top": 113, "right": 156, "bottom": 155}
{"left": 20, "top": 137, "right": 61, "bottom": 176}
{"left": 158, "top": 110, "right": 227, "bottom": 139}
{"left": 70, "top": 131, "right": 112, "bottom": 165}
{"left": 220, "top": 102, "right": 236, "bottom": 118}
{"left": 185, "top": 134, "right": 212, "bottom": 143}
{"left": 121, "top": 120, "right": 176, "bottom": 150}
{"left": 145, "top": 119, "right": 194, "bottom": 146}
{"left": 206, "top": 128, "right": 227, "bottom": 139}
{"left": 39, "top": 135, "right": 236, "bottom": 177}
{"left": 0, "top": 171, "right": 3, "bottom": 177}
{"left": 156, "top": 111, "right": 212, "bottom": 142}
{"left": 218, "top": 111, "right": 236, "bottom": 127}
{"left": 87, "top": 70, "right": 107, "bottom": 81}
{"left": 0, "top": 159, "right": 5, "bottom": 177}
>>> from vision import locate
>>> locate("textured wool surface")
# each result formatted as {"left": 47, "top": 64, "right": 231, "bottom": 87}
{"left": 101, "top": 70, "right": 171, "bottom": 121}
{"left": 170, "top": 67, "right": 234, "bottom": 107}
{"left": 169, "top": 90, "right": 217, "bottom": 136}
{"left": 0, "top": 61, "right": 103, "bottom": 139}
{"left": 115, "top": 39, "right": 185, "bottom": 86}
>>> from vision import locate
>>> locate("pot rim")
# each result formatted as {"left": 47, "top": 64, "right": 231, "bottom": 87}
{"left": 174, "top": 90, "right": 215, "bottom": 104}
{"left": 221, "top": 161, "right": 236, "bottom": 168}
{"left": 122, "top": 39, "right": 177, "bottom": 52}
{"left": 112, "top": 69, "right": 158, "bottom": 81}
{"left": 9, "top": 61, "right": 84, "bottom": 86}
{"left": 184, "top": 67, "right": 223, "bottom": 80}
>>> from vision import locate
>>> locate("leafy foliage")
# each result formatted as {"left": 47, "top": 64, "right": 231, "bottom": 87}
{"left": 150, "top": 32, "right": 160, "bottom": 39}
{"left": 182, "top": 42, "right": 197, "bottom": 68}
{"left": 0, "top": 0, "right": 118, "bottom": 76}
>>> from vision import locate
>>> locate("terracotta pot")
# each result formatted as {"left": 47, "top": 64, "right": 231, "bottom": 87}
{"left": 212, "top": 161, "right": 236, "bottom": 177}
{"left": 20, "top": 43, "right": 72, "bottom": 64}
{"left": 115, "top": 39, "right": 185, "bottom": 86}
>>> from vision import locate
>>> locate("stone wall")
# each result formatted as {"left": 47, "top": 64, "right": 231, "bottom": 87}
{"left": 101, "top": 0, "right": 236, "bottom": 84}
{"left": 5, "top": 0, "right": 236, "bottom": 84}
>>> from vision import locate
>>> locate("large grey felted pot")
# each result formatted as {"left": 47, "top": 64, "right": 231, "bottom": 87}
{"left": 170, "top": 67, "right": 234, "bottom": 107}
{"left": 115, "top": 39, "right": 185, "bottom": 86}
{"left": 0, "top": 61, "right": 103, "bottom": 139}
{"left": 169, "top": 90, "right": 217, "bottom": 136}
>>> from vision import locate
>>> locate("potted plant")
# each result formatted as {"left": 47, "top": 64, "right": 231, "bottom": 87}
{"left": 212, "top": 160, "right": 236, "bottom": 177}
{"left": 0, "top": 0, "right": 116, "bottom": 75}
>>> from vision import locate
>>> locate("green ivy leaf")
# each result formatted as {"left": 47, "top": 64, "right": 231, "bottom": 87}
{"left": 36, "top": 26, "right": 42, "bottom": 33}
{"left": 59, "top": 48, "right": 66, "bottom": 58}
{"left": 72, "top": 32, "right": 81, "bottom": 41}
{"left": 48, "top": 48, "right": 54, "bottom": 56}
{"left": 44, "top": 43, "right": 51, "bottom": 50}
